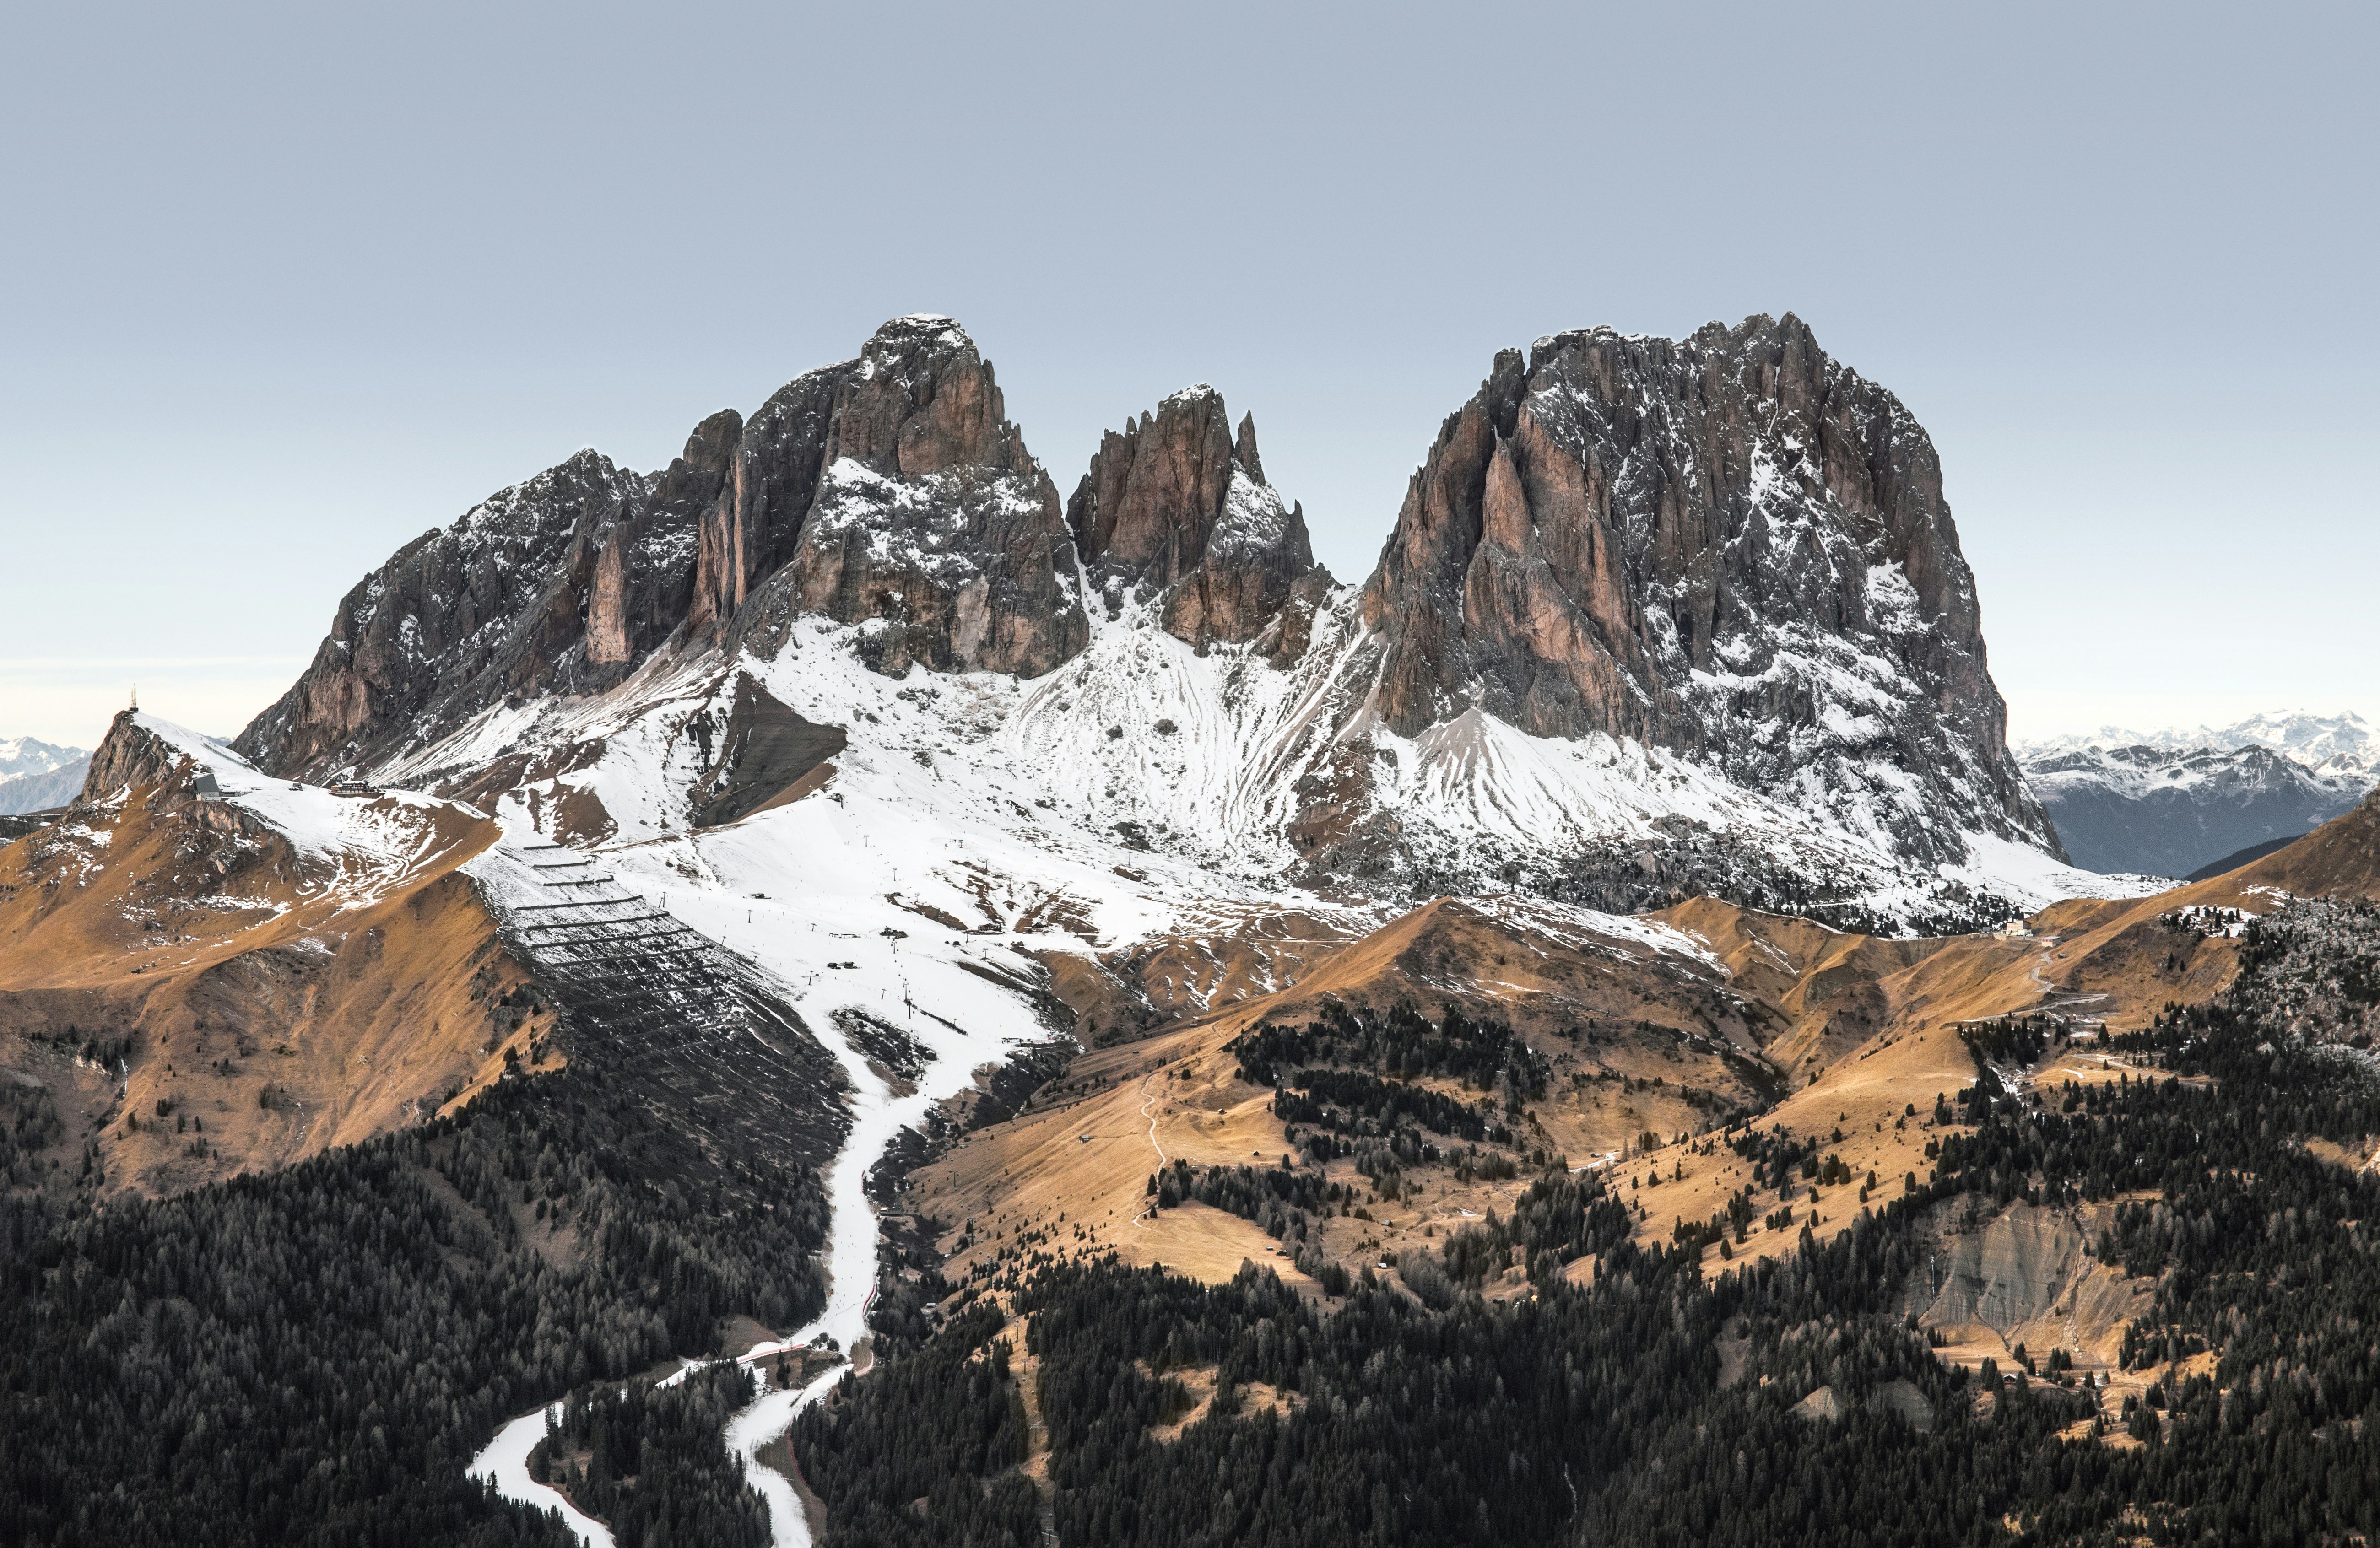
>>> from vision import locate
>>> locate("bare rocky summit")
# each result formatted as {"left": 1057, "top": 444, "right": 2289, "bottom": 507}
{"left": 1360, "top": 315, "right": 2054, "bottom": 868}
{"left": 1066, "top": 385, "right": 1327, "bottom": 658}
{"left": 723, "top": 316, "right": 1086, "bottom": 678}
{"left": 234, "top": 452, "right": 651, "bottom": 774}
{"left": 238, "top": 316, "right": 1092, "bottom": 774}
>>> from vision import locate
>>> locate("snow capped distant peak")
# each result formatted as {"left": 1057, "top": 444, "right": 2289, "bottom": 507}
{"left": 0, "top": 735, "right": 86, "bottom": 779}
{"left": 2017, "top": 727, "right": 2373, "bottom": 877}
{"left": 2017, "top": 711, "right": 2377, "bottom": 781}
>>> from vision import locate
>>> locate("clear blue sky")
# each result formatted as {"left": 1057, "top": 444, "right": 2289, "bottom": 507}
{"left": 3, "top": 1, "right": 2372, "bottom": 750}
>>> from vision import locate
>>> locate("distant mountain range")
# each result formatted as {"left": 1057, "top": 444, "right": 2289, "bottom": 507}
{"left": 2017, "top": 712, "right": 2375, "bottom": 878}
{"left": 0, "top": 736, "right": 88, "bottom": 815}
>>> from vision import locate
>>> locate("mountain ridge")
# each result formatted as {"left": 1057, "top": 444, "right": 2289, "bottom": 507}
{"left": 2017, "top": 716, "right": 2375, "bottom": 877}
{"left": 227, "top": 313, "right": 2112, "bottom": 930}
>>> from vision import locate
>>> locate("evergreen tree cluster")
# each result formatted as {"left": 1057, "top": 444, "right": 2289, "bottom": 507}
{"left": 0, "top": 1062, "right": 829, "bottom": 1545}
{"left": 790, "top": 898, "right": 2380, "bottom": 1547}
{"left": 0, "top": 1077, "right": 65, "bottom": 1190}
{"left": 790, "top": 1303, "right": 1039, "bottom": 1548}
{"left": 1269, "top": 1068, "right": 1508, "bottom": 1143}
{"left": 1227, "top": 1003, "right": 1550, "bottom": 1103}
{"left": 1958, "top": 1014, "right": 2053, "bottom": 1074}
{"left": 526, "top": 1362, "right": 770, "bottom": 1547}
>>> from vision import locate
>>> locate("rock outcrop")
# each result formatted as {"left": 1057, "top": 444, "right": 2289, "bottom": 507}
{"left": 1066, "top": 386, "right": 1325, "bottom": 655}
{"left": 748, "top": 316, "right": 1086, "bottom": 677}
{"left": 235, "top": 451, "right": 657, "bottom": 775}
{"left": 686, "top": 674, "right": 847, "bottom": 828}
{"left": 1358, "top": 314, "right": 2055, "bottom": 867}
{"left": 239, "top": 317, "right": 1087, "bottom": 777}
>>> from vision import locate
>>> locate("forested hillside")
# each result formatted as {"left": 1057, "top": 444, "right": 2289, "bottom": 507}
{"left": 0, "top": 1063, "right": 828, "bottom": 1545}
{"left": 792, "top": 898, "right": 2380, "bottom": 1548}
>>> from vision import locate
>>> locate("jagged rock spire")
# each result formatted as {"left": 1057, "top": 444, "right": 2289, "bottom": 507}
{"left": 1066, "top": 385, "right": 1325, "bottom": 654}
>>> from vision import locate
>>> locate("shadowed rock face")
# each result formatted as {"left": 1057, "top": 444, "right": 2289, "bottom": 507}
{"left": 238, "top": 317, "right": 1089, "bottom": 777}
{"left": 756, "top": 316, "right": 1086, "bottom": 678}
{"left": 234, "top": 447, "right": 654, "bottom": 776}
{"left": 1066, "top": 386, "right": 1325, "bottom": 656}
{"left": 1359, "top": 313, "right": 2055, "bottom": 865}
{"left": 687, "top": 674, "right": 848, "bottom": 829}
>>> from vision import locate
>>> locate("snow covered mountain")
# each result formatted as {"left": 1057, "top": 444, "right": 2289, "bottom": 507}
{"left": 2021, "top": 712, "right": 2375, "bottom": 783}
{"left": 0, "top": 736, "right": 89, "bottom": 814}
{"left": 233, "top": 314, "right": 2139, "bottom": 937}
{"left": 2017, "top": 713, "right": 2377, "bottom": 877}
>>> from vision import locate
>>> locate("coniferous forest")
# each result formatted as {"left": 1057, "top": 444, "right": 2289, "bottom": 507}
{"left": 0, "top": 1064, "right": 828, "bottom": 1546}
{"left": 793, "top": 900, "right": 2380, "bottom": 1548}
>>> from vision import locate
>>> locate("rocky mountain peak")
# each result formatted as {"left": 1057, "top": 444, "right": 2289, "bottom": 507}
{"left": 1066, "top": 384, "right": 1323, "bottom": 656}
{"left": 81, "top": 710, "right": 186, "bottom": 804}
{"left": 236, "top": 448, "right": 651, "bottom": 776}
{"left": 232, "top": 313, "right": 2058, "bottom": 905}
{"left": 827, "top": 315, "right": 1033, "bottom": 480}
{"left": 1358, "top": 313, "right": 2053, "bottom": 868}
{"left": 746, "top": 317, "right": 1082, "bottom": 677}
{"left": 689, "top": 316, "right": 1046, "bottom": 647}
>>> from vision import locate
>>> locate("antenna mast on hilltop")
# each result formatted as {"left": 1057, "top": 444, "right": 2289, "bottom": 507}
{"left": 130, "top": 683, "right": 138, "bottom": 711}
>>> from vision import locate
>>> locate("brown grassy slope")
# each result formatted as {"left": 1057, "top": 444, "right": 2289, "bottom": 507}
{"left": 1627, "top": 800, "right": 2380, "bottom": 1284}
{"left": 2234, "top": 782, "right": 2380, "bottom": 899}
{"left": 915, "top": 863, "right": 2279, "bottom": 1297}
{"left": 912, "top": 896, "right": 1803, "bottom": 1288}
{"left": 2012, "top": 782, "right": 2380, "bottom": 1037}
{"left": 0, "top": 757, "right": 550, "bottom": 1201}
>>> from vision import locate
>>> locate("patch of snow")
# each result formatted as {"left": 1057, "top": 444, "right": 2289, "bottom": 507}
{"left": 132, "top": 714, "right": 487, "bottom": 910}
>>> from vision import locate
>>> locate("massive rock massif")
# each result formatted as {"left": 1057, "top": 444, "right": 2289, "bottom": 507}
{"left": 237, "top": 317, "right": 1090, "bottom": 775}
{"left": 232, "top": 312, "right": 2082, "bottom": 924}
{"left": 1361, "top": 317, "right": 2052, "bottom": 868}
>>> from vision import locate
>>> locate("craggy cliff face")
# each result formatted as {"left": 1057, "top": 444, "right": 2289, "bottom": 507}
{"left": 236, "top": 317, "right": 1097, "bottom": 775}
{"left": 745, "top": 316, "right": 1086, "bottom": 679}
{"left": 233, "top": 451, "right": 655, "bottom": 776}
{"left": 1066, "top": 385, "right": 1325, "bottom": 657}
{"left": 233, "top": 310, "right": 2055, "bottom": 900}
{"left": 1360, "top": 314, "right": 2053, "bottom": 864}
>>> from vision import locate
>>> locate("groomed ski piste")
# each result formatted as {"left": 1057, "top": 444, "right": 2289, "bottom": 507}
{"left": 456, "top": 793, "right": 1144, "bottom": 1546}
